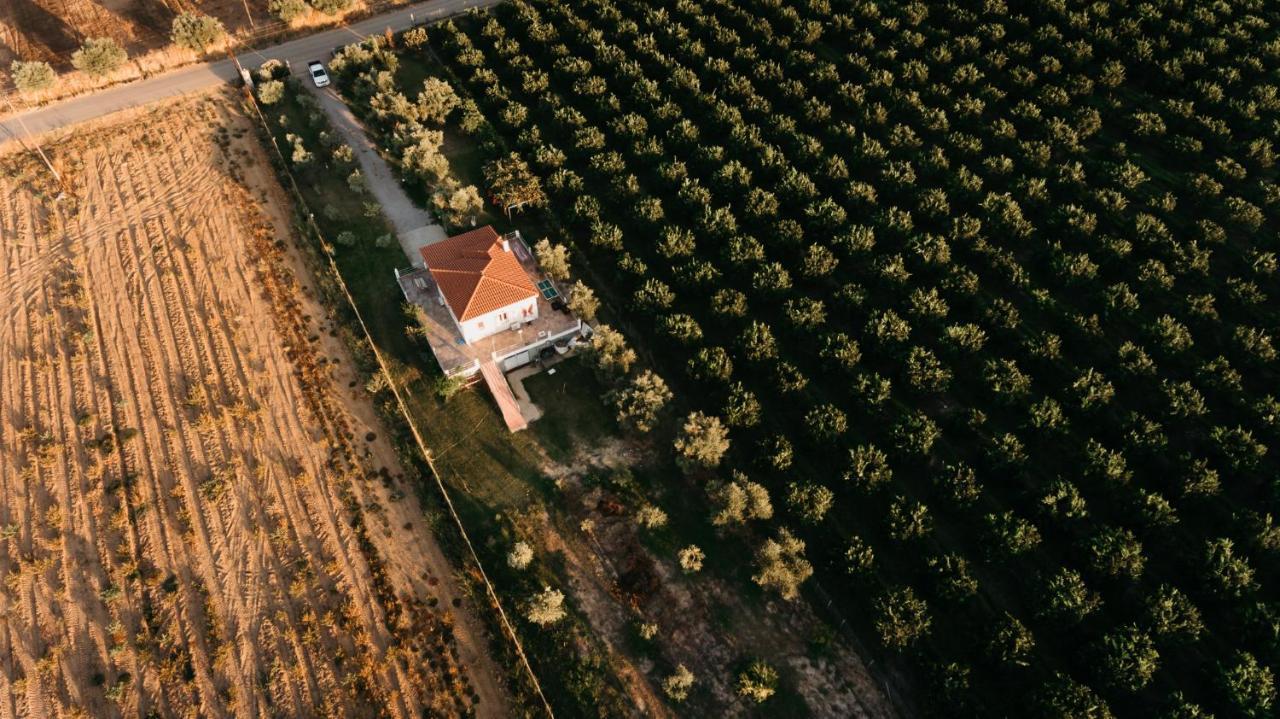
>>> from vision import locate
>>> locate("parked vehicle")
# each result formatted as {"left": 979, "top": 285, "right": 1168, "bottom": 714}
{"left": 307, "top": 61, "right": 330, "bottom": 88}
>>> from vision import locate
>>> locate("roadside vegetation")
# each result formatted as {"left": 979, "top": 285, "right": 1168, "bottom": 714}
{"left": 1, "top": 0, "right": 390, "bottom": 104}
{"left": 301, "top": 0, "right": 1280, "bottom": 716}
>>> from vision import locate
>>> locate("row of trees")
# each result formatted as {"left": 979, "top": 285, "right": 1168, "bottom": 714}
{"left": 425, "top": 0, "right": 1279, "bottom": 716}
{"left": 9, "top": 13, "right": 226, "bottom": 94}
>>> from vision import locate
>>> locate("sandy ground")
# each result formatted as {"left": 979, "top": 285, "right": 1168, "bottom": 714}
{"left": 0, "top": 90, "right": 506, "bottom": 718}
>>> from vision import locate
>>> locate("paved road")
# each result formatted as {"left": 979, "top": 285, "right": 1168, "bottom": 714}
{"left": 0, "top": 0, "right": 500, "bottom": 144}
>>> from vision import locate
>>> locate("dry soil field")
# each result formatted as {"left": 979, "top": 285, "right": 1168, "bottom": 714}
{"left": 0, "top": 0, "right": 271, "bottom": 69}
{"left": 0, "top": 90, "right": 505, "bottom": 718}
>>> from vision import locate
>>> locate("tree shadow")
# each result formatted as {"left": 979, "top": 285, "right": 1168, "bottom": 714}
{"left": 10, "top": 0, "right": 81, "bottom": 66}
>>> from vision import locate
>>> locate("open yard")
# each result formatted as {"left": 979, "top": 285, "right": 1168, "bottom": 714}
{"left": 0, "top": 90, "right": 504, "bottom": 717}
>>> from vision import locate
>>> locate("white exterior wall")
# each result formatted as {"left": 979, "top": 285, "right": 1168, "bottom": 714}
{"left": 459, "top": 297, "right": 538, "bottom": 344}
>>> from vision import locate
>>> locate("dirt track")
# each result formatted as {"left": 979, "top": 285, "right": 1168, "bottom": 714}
{"left": 0, "top": 91, "right": 506, "bottom": 717}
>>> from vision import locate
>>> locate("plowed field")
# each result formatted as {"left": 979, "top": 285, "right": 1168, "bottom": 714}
{"left": 0, "top": 91, "right": 505, "bottom": 718}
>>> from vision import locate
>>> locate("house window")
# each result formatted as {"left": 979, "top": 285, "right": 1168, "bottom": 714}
{"left": 523, "top": 305, "right": 533, "bottom": 317}
{"left": 477, "top": 321, "right": 484, "bottom": 329}
{"left": 498, "top": 312, "right": 508, "bottom": 321}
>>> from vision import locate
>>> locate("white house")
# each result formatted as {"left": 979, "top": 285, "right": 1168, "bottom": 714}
{"left": 420, "top": 225, "right": 540, "bottom": 345}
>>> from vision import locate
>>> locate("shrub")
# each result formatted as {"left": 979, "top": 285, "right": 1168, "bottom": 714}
{"left": 678, "top": 545, "right": 704, "bottom": 573}
{"left": 634, "top": 503, "right": 668, "bottom": 530}
{"left": 403, "top": 27, "right": 429, "bottom": 48}
{"left": 507, "top": 541, "right": 533, "bottom": 570}
{"left": 269, "top": 0, "right": 308, "bottom": 22}
{"left": 310, "top": 0, "right": 353, "bottom": 15}
{"left": 347, "top": 169, "right": 367, "bottom": 194}
{"left": 433, "top": 374, "right": 464, "bottom": 401}
{"left": 662, "top": 664, "right": 695, "bottom": 702}
{"left": 525, "top": 586, "right": 566, "bottom": 626}
{"left": 737, "top": 660, "right": 779, "bottom": 703}
{"left": 10, "top": 60, "right": 55, "bottom": 94}
{"left": 72, "top": 38, "right": 127, "bottom": 78}
{"left": 257, "top": 79, "right": 285, "bottom": 105}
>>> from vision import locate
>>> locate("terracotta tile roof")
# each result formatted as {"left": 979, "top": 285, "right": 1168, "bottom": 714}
{"left": 420, "top": 226, "right": 537, "bottom": 321}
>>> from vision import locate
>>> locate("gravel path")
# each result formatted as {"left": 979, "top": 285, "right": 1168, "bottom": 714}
{"left": 305, "top": 83, "right": 446, "bottom": 264}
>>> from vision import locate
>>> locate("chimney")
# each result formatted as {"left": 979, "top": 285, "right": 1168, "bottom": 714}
{"left": 501, "top": 237, "right": 511, "bottom": 252}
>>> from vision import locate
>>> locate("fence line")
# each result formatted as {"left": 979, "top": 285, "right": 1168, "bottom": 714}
{"left": 241, "top": 86, "right": 556, "bottom": 718}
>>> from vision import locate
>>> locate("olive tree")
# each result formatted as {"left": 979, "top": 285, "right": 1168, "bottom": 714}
{"left": 610, "top": 370, "right": 672, "bottom": 433}
{"left": 10, "top": 60, "right": 55, "bottom": 94}
{"left": 752, "top": 528, "right": 812, "bottom": 600}
{"left": 485, "top": 152, "right": 546, "bottom": 216}
{"left": 875, "top": 585, "right": 932, "bottom": 650}
{"left": 1219, "top": 651, "right": 1275, "bottom": 718}
{"left": 72, "top": 38, "right": 127, "bottom": 78}
{"left": 533, "top": 238, "right": 571, "bottom": 280}
{"left": 989, "top": 613, "right": 1035, "bottom": 666}
{"left": 674, "top": 412, "right": 729, "bottom": 469}
{"left": 433, "top": 184, "right": 483, "bottom": 227}
{"left": 1036, "top": 673, "right": 1113, "bottom": 719}
{"left": 1144, "top": 585, "right": 1203, "bottom": 642}
{"left": 587, "top": 325, "right": 636, "bottom": 377}
{"left": 1037, "top": 568, "right": 1101, "bottom": 624}
{"left": 566, "top": 280, "right": 599, "bottom": 321}
{"left": 710, "top": 472, "right": 772, "bottom": 526}
{"left": 1095, "top": 625, "right": 1159, "bottom": 691}
{"left": 417, "top": 76, "right": 460, "bottom": 123}
{"left": 171, "top": 13, "right": 225, "bottom": 53}
{"left": 269, "top": 0, "right": 308, "bottom": 22}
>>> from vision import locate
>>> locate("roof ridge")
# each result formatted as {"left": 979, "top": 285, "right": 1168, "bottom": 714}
{"left": 459, "top": 274, "right": 535, "bottom": 319}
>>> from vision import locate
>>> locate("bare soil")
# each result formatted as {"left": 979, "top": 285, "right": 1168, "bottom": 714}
{"left": 528, "top": 438, "right": 898, "bottom": 718}
{"left": 0, "top": 90, "right": 506, "bottom": 718}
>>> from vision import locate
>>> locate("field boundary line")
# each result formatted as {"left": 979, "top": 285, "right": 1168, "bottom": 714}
{"left": 240, "top": 86, "right": 556, "bottom": 719}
